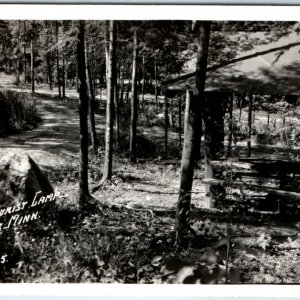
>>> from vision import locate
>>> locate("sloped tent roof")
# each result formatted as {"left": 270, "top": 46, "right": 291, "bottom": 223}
{"left": 167, "top": 32, "right": 300, "bottom": 95}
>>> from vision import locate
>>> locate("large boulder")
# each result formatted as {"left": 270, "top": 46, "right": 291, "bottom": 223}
{"left": 0, "top": 151, "right": 59, "bottom": 235}
{"left": 0, "top": 151, "right": 54, "bottom": 206}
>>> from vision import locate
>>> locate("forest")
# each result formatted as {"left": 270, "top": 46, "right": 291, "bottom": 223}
{"left": 1, "top": 20, "right": 300, "bottom": 283}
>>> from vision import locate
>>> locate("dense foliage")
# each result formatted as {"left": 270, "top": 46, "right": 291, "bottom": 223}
{"left": 0, "top": 90, "right": 40, "bottom": 136}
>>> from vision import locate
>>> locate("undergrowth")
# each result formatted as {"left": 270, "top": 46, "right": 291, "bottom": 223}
{"left": 0, "top": 90, "right": 41, "bottom": 136}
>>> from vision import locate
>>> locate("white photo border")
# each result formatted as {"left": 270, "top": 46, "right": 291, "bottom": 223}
{"left": 0, "top": 3, "right": 300, "bottom": 297}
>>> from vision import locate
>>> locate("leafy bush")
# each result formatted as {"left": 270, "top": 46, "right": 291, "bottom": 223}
{"left": 0, "top": 90, "right": 41, "bottom": 136}
{"left": 138, "top": 106, "right": 165, "bottom": 128}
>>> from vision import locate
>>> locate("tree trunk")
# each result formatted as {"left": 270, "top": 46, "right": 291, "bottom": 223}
{"left": 125, "top": 75, "right": 131, "bottom": 103}
{"left": 227, "top": 93, "right": 233, "bottom": 156}
{"left": 85, "top": 43, "right": 98, "bottom": 154}
{"left": 56, "top": 21, "right": 61, "bottom": 99}
{"left": 154, "top": 59, "right": 158, "bottom": 110}
{"left": 247, "top": 94, "right": 253, "bottom": 157}
{"left": 203, "top": 92, "right": 225, "bottom": 208}
{"left": 130, "top": 27, "right": 138, "bottom": 163}
{"left": 114, "top": 79, "right": 120, "bottom": 149}
{"left": 169, "top": 98, "right": 174, "bottom": 127}
{"left": 23, "top": 21, "right": 27, "bottom": 84}
{"left": 141, "top": 54, "right": 145, "bottom": 110}
{"left": 105, "top": 25, "right": 109, "bottom": 82}
{"left": 176, "top": 22, "right": 211, "bottom": 240}
{"left": 102, "top": 20, "right": 116, "bottom": 181}
{"left": 239, "top": 97, "right": 243, "bottom": 123}
{"left": 16, "top": 20, "right": 20, "bottom": 86}
{"left": 77, "top": 20, "right": 90, "bottom": 203}
{"left": 267, "top": 112, "right": 270, "bottom": 129}
{"left": 164, "top": 95, "right": 168, "bottom": 158}
{"left": 119, "top": 63, "right": 124, "bottom": 104}
{"left": 114, "top": 25, "right": 120, "bottom": 149}
{"left": 46, "top": 52, "right": 53, "bottom": 90}
{"left": 62, "top": 54, "right": 66, "bottom": 99}
{"left": 30, "top": 39, "right": 34, "bottom": 94}
{"left": 178, "top": 94, "right": 182, "bottom": 149}
{"left": 23, "top": 45, "right": 27, "bottom": 84}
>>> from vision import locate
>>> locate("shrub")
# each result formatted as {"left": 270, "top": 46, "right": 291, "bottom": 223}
{"left": 0, "top": 90, "right": 41, "bottom": 136}
{"left": 138, "top": 106, "right": 165, "bottom": 128}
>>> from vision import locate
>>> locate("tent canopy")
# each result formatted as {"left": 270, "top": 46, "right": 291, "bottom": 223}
{"left": 167, "top": 32, "right": 300, "bottom": 95}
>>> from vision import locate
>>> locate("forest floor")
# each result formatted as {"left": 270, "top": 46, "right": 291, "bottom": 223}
{"left": 1, "top": 79, "right": 300, "bottom": 283}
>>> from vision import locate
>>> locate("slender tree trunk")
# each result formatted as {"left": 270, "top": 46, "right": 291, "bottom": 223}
{"left": 119, "top": 63, "right": 124, "bottom": 103}
{"left": 247, "top": 94, "right": 253, "bottom": 157}
{"left": 228, "top": 93, "right": 233, "bottom": 156}
{"left": 169, "top": 99, "right": 174, "bottom": 127}
{"left": 267, "top": 112, "right": 270, "bottom": 129}
{"left": 114, "top": 79, "right": 120, "bottom": 148}
{"left": 164, "top": 95, "right": 168, "bottom": 158}
{"left": 46, "top": 53, "right": 53, "bottom": 90}
{"left": 141, "top": 54, "right": 145, "bottom": 110}
{"left": 30, "top": 39, "right": 34, "bottom": 94}
{"left": 203, "top": 93, "right": 225, "bottom": 208}
{"left": 16, "top": 20, "right": 20, "bottom": 85}
{"left": 114, "top": 26, "right": 120, "bottom": 149}
{"left": 91, "top": 49, "right": 96, "bottom": 93}
{"left": 239, "top": 97, "right": 243, "bottom": 123}
{"left": 102, "top": 20, "right": 115, "bottom": 181}
{"left": 154, "top": 59, "right": 158, "bottom": 110}
{"left": 179, "top": 94, "right": 182, "bottom": 149}
{"left": 104, "top": 21, "right": 109, "bottom": 86}
{"left": 77, "top": 20, "right": 90, "bottom": 203}
{"left": 85, "top": 43, "right": 98, "bottom": 154}
{"left": 176, "top": 22, "right": 211, "bottom": 240}
{"left": 62, "top": 54, "right": 66, "bottom": 99}
{"left": 56, "top": 21, "right": 61, "bottom": 99}
{"left": 76, "top": 74, "right": 79, "bottom": 92}
{"left": 148, "top": 73, "right": 152, "bottom": 95}
{"left": 23, "top": 21, "right": 27, "bottom": 84}
{"left": 23, "top": 44, "right": 27, "bottom": 84}
{"left": 125, "top": 76, "right": 131, "bottom": 103}
{"left": 130, "top": 27, "right": 138, "bottom": 163}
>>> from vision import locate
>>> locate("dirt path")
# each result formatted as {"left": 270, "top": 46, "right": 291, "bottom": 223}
{"left": 0, "top": 93, "right": 105, "bottom": 169}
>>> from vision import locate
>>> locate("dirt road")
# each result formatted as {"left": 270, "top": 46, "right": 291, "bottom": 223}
{"left": 0, "top": 94, "right": 105, "bottom": 169}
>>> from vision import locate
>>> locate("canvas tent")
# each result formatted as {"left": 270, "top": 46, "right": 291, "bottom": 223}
{"left": 166, "top": 31, "right": 300, "bottom": 95}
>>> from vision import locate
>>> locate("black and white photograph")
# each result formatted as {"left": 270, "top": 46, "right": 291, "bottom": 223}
{"left": 2, "top": 8, "right": 300, "bottom": 285}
